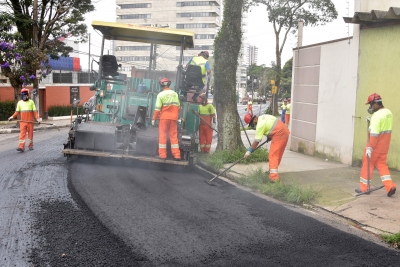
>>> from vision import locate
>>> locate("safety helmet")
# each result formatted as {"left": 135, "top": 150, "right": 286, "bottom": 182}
{"left": 199, "top": 51, "right": 209, "bottom": 59}
{"left": 244, "top": 113, "right": 254, "bottom": 124}
{"left": 21, "top": 88, "right": 29, "bottom": 101}
{"left": 159, "top": 77, "right": 171, "bottom": 87}
{"left": 366, "top": 93, "right": 381, "bottom": 105}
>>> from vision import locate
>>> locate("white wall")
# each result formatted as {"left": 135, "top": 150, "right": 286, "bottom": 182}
{"left": 355, "top": 0, "right": 399, "bottom": 12}
{"left": 315, "top": 38, "right": 359, "bottom": 164}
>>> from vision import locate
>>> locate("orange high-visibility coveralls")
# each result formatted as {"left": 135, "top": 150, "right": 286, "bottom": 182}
{"left": 198, "top": 103, "right": 215, "bottom": 153}
{"left": 284, "top": 103, "right": 291, "bottom": 126}
{"left": 359, "top": 108, "right": 396, "bottom": 193}
{"left": 247, "top": 100, "right": 253, "bottom": 115}
{"left": 254, "top": 115, "right": 290, "bottom": 181}
{"left": 152, "top": 87, "right": 181, "bottom": 159}
{"left": 10, "top": 99, "right": 39, "bottom": 151}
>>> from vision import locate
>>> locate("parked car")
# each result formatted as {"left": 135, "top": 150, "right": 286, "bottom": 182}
{"left": 241, "top": 96, "right": 249, "bottom": 105}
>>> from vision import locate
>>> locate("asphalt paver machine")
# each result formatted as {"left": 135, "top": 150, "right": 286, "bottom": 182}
{"left": 63, "top": 21, "right": 208, "bottom": 167}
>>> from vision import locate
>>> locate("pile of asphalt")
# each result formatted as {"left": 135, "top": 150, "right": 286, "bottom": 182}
{"left": 29, "top": 170, "right": 149, "bottom": 267}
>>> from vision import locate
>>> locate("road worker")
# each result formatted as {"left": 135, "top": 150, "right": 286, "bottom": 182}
{"left": 152, "top": 78, "right": 181, "bottom": 160}
{"left": 8, "top": 88, "right": 41, "bottom": 152}
{"left": 355, "top": 93, "right": 396, "bottom": 196}
{"left": 186, "top": 51, "right": 211, "bottom": 102}
{"left": 285, "top": 98, "right": 291, "bottom": 126}
{"left": 243, "top": 113, "right": 290, "bottom": 182}
{"left": 247, "top": 98, "right": 253, "bottom": 115}
{"left": 280, "top": 99, "right": 287, "bottom": 123}
{"left": 198, "top": 93, "right": 216, "bottom": 153}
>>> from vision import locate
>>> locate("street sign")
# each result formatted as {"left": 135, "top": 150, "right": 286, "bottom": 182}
{"left": 272, "top": 85, "right": 277, "bottom": 94}
{"left": 270, "top": 80, "right": 275, "bottom": 85}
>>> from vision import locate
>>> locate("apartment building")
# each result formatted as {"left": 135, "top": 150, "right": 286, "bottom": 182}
{"left": 115, "top": 0, "right": 221, "bottom": 74}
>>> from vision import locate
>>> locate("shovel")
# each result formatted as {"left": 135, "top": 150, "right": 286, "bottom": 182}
{"left": 17, "top": 120, "right": 60, "bottom": 131}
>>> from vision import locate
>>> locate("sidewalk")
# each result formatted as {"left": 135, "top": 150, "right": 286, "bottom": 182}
{"left": 0, "top": 117, "right": 72, "bottom": 134}
{"left": 210, "top": 130, "right": 400, "bottom": 235}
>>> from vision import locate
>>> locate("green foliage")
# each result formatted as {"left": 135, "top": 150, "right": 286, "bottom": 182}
{"left": 382, "top": 232, "right": 400, "bottom": 249}
{"left": 48, "top": 105, "right": 84, "bottom": 117}
{"left": 198, "top": 148, "right": 268, "bottom": 170}
{"left": 0, "top": 101, "right": 17, "bottom": 121}
{"left": 280, "top": 58, "right": 293, "bottom": 99}
{"left": 236, "top": 168, "right": 320, "bottom": 204}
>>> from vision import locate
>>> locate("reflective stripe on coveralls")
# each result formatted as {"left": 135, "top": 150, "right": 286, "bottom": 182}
{"left": 152, "top": 88, "right": 181, "bottom": 159}
{"left": 11, "top": 99, "right": 38, "bottom": 151}
{"left": 198, "top": 104, "right": 215, "bottom": 153}
{"left": 359, "top": 108, "right": 395, "bottom": 192}
{"left": 255, "top": 115, "right": 290, "bottom": 181}
{"left": 189, "top": 56, "right": 207, "bottom": 84}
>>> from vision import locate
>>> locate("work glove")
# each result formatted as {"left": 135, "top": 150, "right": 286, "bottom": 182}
{"left": 8, "top": 116, "right": 13, "bottom": 121}
{"left": 151, "top": 120, "right": 155, "bottom": 126}
{"left": 267, "top": 137, "right": 272, "bottom": 143}
{"left": 366, "top": 147, "right": 373, "bottom": 158}
{"left": 244, "top": 150, "right": 251, "bottom": 158}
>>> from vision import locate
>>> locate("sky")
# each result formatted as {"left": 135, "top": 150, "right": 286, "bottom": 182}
{"left": 80, "top": 0, "right": 355, "bottom": 70}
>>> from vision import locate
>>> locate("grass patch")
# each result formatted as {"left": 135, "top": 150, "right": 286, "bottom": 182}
{"left": 197, "top": 148, "right": 268, "bottom": 170}
{"left": 382, "top": 232, "right": 400, "bottom": 249}
{"left": 236, "top": 168, "right": 320, "bottom": 204}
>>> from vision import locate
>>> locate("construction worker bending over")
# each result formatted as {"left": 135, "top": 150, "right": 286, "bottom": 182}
{"left": 8, "top": 88, "right": 41, "bottom": 152}
{"left": 243, "top": 113, "right": 290, "bottom": 183}
{"left": 285, "top": 98, "right": 291, "bottom": 126}
{"left": 355, "top": 93, "right": 396, "bottom": 196}
{"left": 247, "top": 98, "right": 253, "bottom": 115}
{"left": 152, "top": 78, "right": 181, "bottom": 161}
{"left": 186, "top": 51, "right": 211, "bottom": 102}
{"left": 198, "top": 93, "right": 216, "bottom": 153}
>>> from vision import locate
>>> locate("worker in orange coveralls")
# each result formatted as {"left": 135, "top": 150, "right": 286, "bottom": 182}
{"left": 247, "top": 98, "right": 253, "bottom": 115}
{"left": 355, "top": 93, "right": 396, "bottom": 197}
{"left": 243, "top": 113, "right": 290, "bottom": 182}
{"left": 198, "top": 93, "right": 216, "bottom": 153}
{"left": 8, "top": 88, "right": 41, "bottom": 152}
{"left": 152, "top": 78, "right": 181, "bottom": 160}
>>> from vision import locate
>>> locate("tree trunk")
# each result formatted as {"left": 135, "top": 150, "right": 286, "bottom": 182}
{"left": 214, "top": 0, "right": 244, "bottom": 151}
{"left": 273, "top": 31, "right": 282, "bottom": 116}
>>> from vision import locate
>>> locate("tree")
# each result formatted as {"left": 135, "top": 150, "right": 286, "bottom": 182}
{"left": 214, "top": 0, "right": 245, "bottom": 151}
{"left": 246, "top": 0, "right": 337, "bottom": 115}
{"left": 280, "top": 57, "right": 292, "bottom": 99}
{"left": 0, "top": 0, "right": 95, "bottom": 100}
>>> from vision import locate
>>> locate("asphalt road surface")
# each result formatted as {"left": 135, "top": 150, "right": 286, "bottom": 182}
{"left": 237, "top": 101, "right": 269, "bottom": 126}
{"left": 1, "top": 128, "right": 399, "bottom": 266}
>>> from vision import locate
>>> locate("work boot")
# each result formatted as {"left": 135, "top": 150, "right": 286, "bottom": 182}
{"left": 16, "top": 148, "right": 24, "bottom": 152}
{"left": 355, "top": 188, "right": 369, "bottom": 195}
{"left": 173, "top": 157, "right": 181, "bottom": 161}
{"left": 29, "top": 148, "right": 34, "bottom": 151}
{"left": 387, "top": 187, "right": 396, "bottom": 197}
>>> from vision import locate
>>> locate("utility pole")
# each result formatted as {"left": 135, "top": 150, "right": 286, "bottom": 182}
{"left": 88, "top": 33, "right": 91, "bottom": 83}
{"left": 33, "top": 0, "right": 38, "bottom": 47}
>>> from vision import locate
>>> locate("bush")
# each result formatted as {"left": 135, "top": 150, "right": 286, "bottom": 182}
{"left": 0, "top": 101, "right": 17, "bottom": 121}
{"left": 48, "top": 105, "right": 84, "bottom": 117}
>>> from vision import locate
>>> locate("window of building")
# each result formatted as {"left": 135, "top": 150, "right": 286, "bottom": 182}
{"left": 116, "top": 46, "right": 151, "bottom": 51}
{"left": 177, "top": 12, "right": 216, "bottom": 17}
{"left": 176, "top": 23, "right": 215, "bottom": 29}
{"left": 195, "top": 34, "right": 215, "bottom": 39}
{"left": 118, "top": 56, "right": 149, "bottom": 61}
{"left": 119, "top": 14, "right": 151, "bottom": 20}
{"left": 176, "top": 45, "right": 213, "bottom": 50}
{"left": 120, "top": 67, "right": 132, "bottom": 72}
{"left": 177, "top": 1, "right": 220, "bottom": 7}
{"left": 77, "top": 72, "right": 95, "bottom": 84}
{"left": 119, "top": 3, "right": 151, "bottom": 9}
{"left": 53, "top": 72, "right": 72, "bottom": 84}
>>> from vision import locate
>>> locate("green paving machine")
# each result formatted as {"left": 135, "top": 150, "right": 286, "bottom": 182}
{"left": 63, "top": 21, "right": 208, "bottom": 167}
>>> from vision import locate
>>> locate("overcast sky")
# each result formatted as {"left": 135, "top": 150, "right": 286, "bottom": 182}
{"left": 81, "top": 0, "right": 355, "bottom": 69}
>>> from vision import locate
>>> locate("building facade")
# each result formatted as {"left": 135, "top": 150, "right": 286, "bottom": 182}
{"left": 115, "top": 0, "right": 221, "bottom": 74}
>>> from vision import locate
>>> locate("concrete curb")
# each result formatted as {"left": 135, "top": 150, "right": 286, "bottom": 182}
{"left": 0, "top": 124, "right": 70, "bottom": 134}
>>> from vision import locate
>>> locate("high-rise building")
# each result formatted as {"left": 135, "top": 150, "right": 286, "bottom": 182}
{"left": 247, "top": 45, "right": 258, "bottom": 66}
{"left": 115, "top": 0, "right": 221, "bottom": 74}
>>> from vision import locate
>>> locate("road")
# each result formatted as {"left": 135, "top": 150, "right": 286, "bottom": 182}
{"left": 237, "top": 101, "right": 269, "bottom": 126}
{"left": 1, "top": 129, "right": 399, "bottom": 266}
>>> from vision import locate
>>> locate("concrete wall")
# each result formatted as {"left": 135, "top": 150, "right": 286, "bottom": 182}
{"left": 290, "top": 46, "right": 320, "bottom": 155}
{"left": 353, "top": 24, "right": 400, "bottom": 170}
{"left": 315, "top": 38, "right": 359, "bottom": 164}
